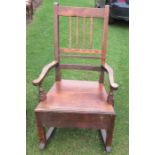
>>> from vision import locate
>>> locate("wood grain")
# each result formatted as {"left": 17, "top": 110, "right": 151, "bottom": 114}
{"left": 59, "top": 48, "right": 102, "bottom": 54}
{"left": 60, "top": 54, "right": 101, "bottom": 59}
{"left": 54, "top": 2, "right": 59, "bottom": 61}
{"left": 54, "top": 2, "right": 61, "bottom": 81}
{"left": 102, "top": 63, "right": 119, "bottom": 89}
{"left": 32, "top": 60, "right": 58, "bottom": 86}
{"left": 90, "top": 17, "right": 93, "bottom": 48}
{"left": 69, "top": 16, "right": 72, "bottom": 48}
{"left": 33, "top": 3, "right": 117, "bottom": 152}
{"left": 36, "top": 112, "right": 115, "bottom": 129}
{"left": 35, "top": 80, "right": 115, "bottom": 129}
{"left": 35, "top": 80, "right": 114, "bottom": 114}
{"left": 58, "top": 6, "right": 105, "bottom": 18}
{"left": 60, "top": 64, "right": 101, "bottom": 71}
{"left": 102, "top": 5, "right": 109, "bottom": 64}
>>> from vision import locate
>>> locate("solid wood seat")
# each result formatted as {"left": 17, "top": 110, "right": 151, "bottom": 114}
{"left": 35, "top": 80, "right": 115, "bottom": 115}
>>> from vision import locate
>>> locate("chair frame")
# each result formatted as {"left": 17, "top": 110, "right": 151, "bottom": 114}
{"left": 32, "top": 2, "right": 118, "bottom": 153}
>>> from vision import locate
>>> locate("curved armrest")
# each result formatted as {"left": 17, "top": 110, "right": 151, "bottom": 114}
{"left": 33, "top": 60, "right": 58, "bottom": 86}
{"left": 102, "top": 63, "right": 119, "bottom": 89}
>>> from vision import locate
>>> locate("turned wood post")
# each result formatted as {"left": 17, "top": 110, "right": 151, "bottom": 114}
{"left": 38, "top": 84, "right": 47, "bottom": 102}
{"left": 107, "top": 86, "right": 114, "bottom": 106}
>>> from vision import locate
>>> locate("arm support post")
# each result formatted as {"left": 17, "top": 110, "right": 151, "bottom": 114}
{"left": 32, "top": 60, "right": 58, "bottom": 102}
{"left": 102, "top": 63, "right": 119, "bottom": 105}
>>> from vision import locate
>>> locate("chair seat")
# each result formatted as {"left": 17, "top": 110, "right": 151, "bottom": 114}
{"left": 35, "top": 80, "right": 115, "bottom": 115}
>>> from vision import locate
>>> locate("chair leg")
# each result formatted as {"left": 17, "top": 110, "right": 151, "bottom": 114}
{"left": 99, "top": 117, "right": 115, "bottom": 153}
{"left": 100, "top": 128, "right": 114, "bottom": 153}
{"left": 36, "top": 120, "right": 47, "bottom": 150}
{"left": 35, "top": 113, "right": 56, "bottom": 149}
{"left": 37, "top": 126, "right": 56, "bottom": 150}
{"left": 105, "top": 129, "right": 113, "bottom": 152}
{"left": 105, "top": 117, "right": 115, "bottom": 153}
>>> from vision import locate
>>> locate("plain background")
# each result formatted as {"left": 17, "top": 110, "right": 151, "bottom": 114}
{"left": 0, "top": 0, "right": 155, "bottom": 154}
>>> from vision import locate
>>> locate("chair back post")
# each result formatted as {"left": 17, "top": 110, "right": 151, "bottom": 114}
{"left": 99, "top": 5, "right": 109, "bottom": 83}
{"left": 102, "top": 5, "right": 109, "bottom": 64}
{"left": 54, "top": 2, "right": 61, "bottom": 81}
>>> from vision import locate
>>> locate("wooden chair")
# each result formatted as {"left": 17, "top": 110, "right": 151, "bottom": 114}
{"left": 33, "top": 2, "right": 119, "bottom": 153}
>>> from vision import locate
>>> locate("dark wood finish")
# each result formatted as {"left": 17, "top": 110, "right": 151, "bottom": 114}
{"left": 99, "top": 68, "right": 104, "bottom": 83}
{"left": 61, "top": 54, "right": 101, "bottom": 59}
{"left": 54, "top": 2, "right": 61, "bottom": 81}
{"left": 105, "top": 116, "right": 115, "bottom": 152}
{"left": 35, "top": 80, "right": 110, "bottom": 112}
{"left": 102, "top": 5, "right": 109, "bottom": 64}
{"left": 35, "top": 113, "right": 46, "bottom": 149}
{"left": 58, "top": 6, "right": 105, "bottom": 18}
{"left": 36, "top": 111, "right": 55, "bottom": 150}
{"left": 33, "top": 2, "right": 118, "bottom": 153}
{"left": 35, "top": 80, "right": 116, "bottom": 152}
{"left": 107, "top": 86, "right": 115, "bottom": 106}
{"left": 35, "top": 80, "right": 114, "bottom": 129}
{"left": 60, "top": 64, "right": 101, "bottom": 71}
{"left": 59, "top": 48, "right": 102, "bottom": 54}
{"left": 99, "top": 116, "right": 115, "bottom": 153}
{"left": 36, "top": 112, "right": 115, "bottom": 129}
{"left": 32, "top": 61, "right": 58, "bottom": 102}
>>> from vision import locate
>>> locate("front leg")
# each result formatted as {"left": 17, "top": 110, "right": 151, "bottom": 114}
{"left": 35, "top": 113, "right": 56, "bottom": 150}
{"left": 35, "top": 113, "right": 47, "bottom": 149}
{"left": 99, "top": 116, "right": 115, "bottom": 153}
{"left": 105, "top": 121, "right": 115, "bottom": 152}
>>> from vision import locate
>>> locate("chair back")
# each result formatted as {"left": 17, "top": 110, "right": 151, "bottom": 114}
{"left": 53, "top": 2, "right": 110, "bottom": 81}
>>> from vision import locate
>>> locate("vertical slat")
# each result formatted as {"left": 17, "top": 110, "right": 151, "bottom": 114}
{"left": 102, "top": 5, "right": 109, "bottom": 64}
{"left": 76, "top": 16, "right": 79, "bottom": 48}
{"left": 54, "top": 2, "right": 61, "bottom": 81}
{"left": 90, "top": 17, "right": 93, "bottom": 48}
{"left": 82, "top": 17, "right": 86, "bottom": 48}
{"left": 69, "top": 16, "right": 72, "bottom": 48}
